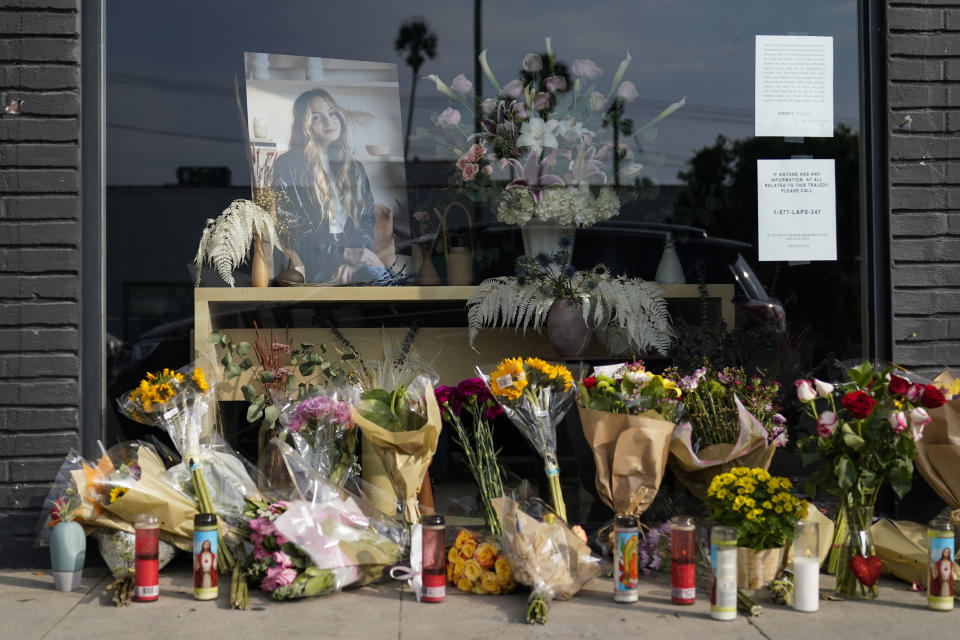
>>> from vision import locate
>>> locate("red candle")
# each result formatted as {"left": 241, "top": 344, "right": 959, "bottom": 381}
{"left": 671, "top": 516, "right": 696, "bottom": 605}
{"left": 134, "top": 514, "right": 160, "bottom": 602}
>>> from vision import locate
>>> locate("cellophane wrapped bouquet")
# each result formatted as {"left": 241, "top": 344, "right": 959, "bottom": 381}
{"left": 482, "top": 357, "right": 575, "bottom": 521}
{"left": 282, "top": 389, "right": 359, "bottom": 488}
{"left": 116, "top": 361, "right": 237, "bottom": 571}
{"left": 492, "top": 495, "right": 601, "bottom": 623}
{"left": 242, "top": 442, "right": 407, "bottom": 601}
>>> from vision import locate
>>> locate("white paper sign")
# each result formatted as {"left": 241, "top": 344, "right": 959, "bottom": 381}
{"left": 755, "top": 35, "right": 833, "bottom": 137}
{"left": 757, "top": 159, "right": 836, "bottom": 262}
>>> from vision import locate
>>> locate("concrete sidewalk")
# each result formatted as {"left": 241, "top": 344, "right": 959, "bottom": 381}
{"left": 1, "top": 563, "right": 956, "bottom": 640}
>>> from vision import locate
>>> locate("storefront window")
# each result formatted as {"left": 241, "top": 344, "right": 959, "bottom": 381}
{"left": 105, "top": 1, "right": 866, "bottom": 522}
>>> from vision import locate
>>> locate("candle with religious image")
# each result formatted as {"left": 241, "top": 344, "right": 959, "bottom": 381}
{"left": 792, "top": 521, "right": 820, "bottom": 612}
{"left": 614, "top": 515, "right": 639, "bottom": 603}
{"left": 193, "top": 513, "right": 219, "bottom": 601}
{"left": 710, "top": 526, "right": 737, "bottom": 620}
{"left": 927, "top": 518, "right": 954, "bottom": 611}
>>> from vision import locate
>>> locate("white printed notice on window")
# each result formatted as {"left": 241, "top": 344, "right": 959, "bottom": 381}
{"left": 755, "top": 35, "right": 833, "bottom": 137}
{"left": 757, "top": 159, "right": 836, "bottom": 262}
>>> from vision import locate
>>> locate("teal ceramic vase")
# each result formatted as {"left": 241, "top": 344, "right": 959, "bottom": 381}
{"left": 50, "top": 520, "right": 85, "bottom": 591}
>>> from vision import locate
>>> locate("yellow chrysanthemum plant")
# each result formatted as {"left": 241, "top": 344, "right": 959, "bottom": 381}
{"left": 705, "top": 467, "right": 808, "bottom": 551}
{"left": 482, "top": 357, "right": 576, "bottom": 522}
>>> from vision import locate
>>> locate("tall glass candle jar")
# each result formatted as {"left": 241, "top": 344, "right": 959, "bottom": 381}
{"left": 792, "top": 521, "right": 820, "bottom": 612}
{"left": 710, "top": 525, "right": 737, "bottom": 620}
{"left": 614, "top": 515, "right": 639, "bottom": 603}
{"left": 422, "top": 515, "right": 446, "bottom": 603}
{"left": 927, "top": 517, "right": 954, "bottom": 611}
{"left": 193, "top": 513, "right": 218, "bottom": 601}
{"left": 671, "top": 515, "right": 696, "bottom": 604}
{"left": 134, "top": 513, "right": 159, "bottom": 602}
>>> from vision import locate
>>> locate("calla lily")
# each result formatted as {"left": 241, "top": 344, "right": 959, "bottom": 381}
{"left": 636, "top": 96, "right": 687, "bottom": 134}
{"left": 545, "top": 36, "right": 554, "bottom": 70}
{"left": 607, "top": 50, "right": 632, "bottom": 99}
{"left": 477, "top": 49, "right": 500, "bottom": 92}
{"left": 506, "top": 149, "right": 565, "bottom": 203}
{"left": 424, "top": 74, "right": 457, "bottom": 100}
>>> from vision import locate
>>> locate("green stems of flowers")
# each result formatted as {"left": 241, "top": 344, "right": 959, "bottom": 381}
{"left": 525, "top": 389, "right": 568, "bottom": 523}
{"left": 446, "top": 402, "right": 506, "bottom": 538}
{"left": 188, "top": 453, "right": 235, "bottom": 573}
{"left": 527, "top": 593, "right": 548, "bottom": 624}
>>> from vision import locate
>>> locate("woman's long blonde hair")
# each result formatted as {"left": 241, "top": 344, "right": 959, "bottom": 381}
{"left": 288, "top": 88, "right": 364, "bottom": 228}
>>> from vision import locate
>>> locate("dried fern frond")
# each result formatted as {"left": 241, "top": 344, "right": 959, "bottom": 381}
{"left": 194, "top": 199, "right": 279, "bottom": 287}
{"left": 466, "top": 270, "right": 674, "bottom": 357}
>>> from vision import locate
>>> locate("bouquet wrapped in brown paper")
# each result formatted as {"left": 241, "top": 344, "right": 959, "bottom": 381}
{"left": 352, "top": 375, "right": 442, "bottom": 524}
{"left": 871, "top": 518, "right": 960, "bottom": 588}
{"left": 664, "top": 363, "right": 786, "bottom": 500}
{"left": 577, "top": 362, "right": 680, "bottom": 518}
{"left": 914, "top": 370, "right": 960, "bottom": 509}
{"left": 492, "top": 496, "right": 601, "bottom": 624}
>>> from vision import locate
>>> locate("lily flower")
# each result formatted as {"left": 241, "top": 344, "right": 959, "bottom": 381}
{"left": 506, "top": 149, "right": 565, "bottom": 203}
{"left": 516, "top": 117, "right": 559, "bottom": 157}
{"left": 424, "top": 74, "right": 457, "bottom": 100}
{"left": 477, "top": 49, "right": 500, "bottom": 92}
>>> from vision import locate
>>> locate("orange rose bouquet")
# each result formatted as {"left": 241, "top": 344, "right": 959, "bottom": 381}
{"left": 446, "top": 529, "right": 515, "bottom": 595}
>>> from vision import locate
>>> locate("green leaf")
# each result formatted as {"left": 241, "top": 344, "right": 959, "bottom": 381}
{"left": 300, "top": 343, "right": 314, "bottom": 350}
{"left": 221, "top": 351, "right": 233, "bottom": 367}
{"left": 240, "top": 358, "right": 253, "bottom": 370}
{"left": 252, "top": 394, "right": 265, "bottom": 407}
{"left": 236, "top": 342, "right": 252, "bottom": 356}
{"left": 835, "top": 457, "right": 856, "bottom": 489}
{"left": 840, "top": 423, "right": 865, "bottom": 450}
{"left": 341, "top": 353, "right": 355, "bottom": 361}
{"left": 889, "top": 460, "right": 914, "bottom": 498}
{"left": 799, "top": 451, "right": 822, "bottom": 467}
{"left": 240, "top": 384, "right": 257, "bottom": 402}
{"left": 263, "top": 406, "right": 280, "bottom": 428}
{"left": 285, "top": 376, "right": 298, "bottom": 394}
{"left": 207, "top": 331, "right": 224, "bottom": 344}
{"left": 299, "top": 363, "right": 315, "bottom": 377}
{"left": 224, "top": 364, "right": 243, "bottom": 379}
{"left": 260, "top": 371, "right": 275, "bottom": 383}
{"left": 246, "top": 403, "right": 264, "bottom": 422}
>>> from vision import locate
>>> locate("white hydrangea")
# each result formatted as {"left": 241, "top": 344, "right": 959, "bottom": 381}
{"left": 496, "top": 185, "right": 621, "bottom": 227}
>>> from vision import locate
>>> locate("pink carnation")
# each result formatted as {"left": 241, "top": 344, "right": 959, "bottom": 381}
{"left": 273, "top": 550, "right": 293, "bottom": 568}
{"left": 253, "top": 545, "right": 272, "bottom": 561}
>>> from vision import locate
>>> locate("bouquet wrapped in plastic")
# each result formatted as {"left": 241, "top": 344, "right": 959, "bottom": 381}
{"left": 492, "top": 496, "right": 600, "bottom": 624}
{"left": 482, "top": 358, "right": 575, "bottom": 521}
{"left": 242, "top": 440, "right": 407, "bottom": 600}
{"left": 116, "top": 361, "right": 238, "bottom": 570}
{"left": 281, "top": 388, "right": 359, "bottom": 488}
{"left": 352, "top": 375, "right": 442, "bottom": 524}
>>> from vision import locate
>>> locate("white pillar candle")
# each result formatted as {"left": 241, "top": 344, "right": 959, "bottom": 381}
{"left": 793, "top": 556, "right": 820, "bottom": 612}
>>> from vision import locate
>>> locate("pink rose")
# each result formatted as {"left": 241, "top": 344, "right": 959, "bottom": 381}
{"left": 813, "top": 378, "right": 834, "bottom": 397}
{"left": 274, "top": 533, "right": 289, "bottom": 546}
{"left": 248, "top": 517, "right": 275, "bottom": 536}
{"left": 545, "top": 75, "right": 567, "bottom": 93}
{"left": 273, "top": 550, "right": 293, "bottom": 568}
{"left": 461, "top": 163, "right": 479, "bottom": 181}
{"left": 906, "top": 383, "right": 923, "bottom": 403}
{"left": 503, "top": 79, "right": 524, "bottom": 99}
{"left": 437, "top": 106, "right": 461, "bottom": 128}
{"left": 616, "top": 81, "right": 639, "bottom": 102}
{"left": 589, "top": 91, "right": 606, "bottom": 111}
{"left": 480, "top": 98, "right": 496, "bottom": 116}
{"left": 888, "top": 410, "right": 908, "bottom": 434}
{"left": 464, "top": 148, "right": 479, "bottom": 163}
{"left": 249, "top": 531, "right": 264, "bottom": 546}
{"left": 534, "top": 92, "right": 551, "bottom": 110}
{"left": 522, "top": 54, "right": 543, "bottom": 72}
{"left": 450, "top": 73, "right": 473, "bottom": 94}
{"left": 253, "top": 545, "right": 272, "bottom": 561}
{"left": 261, "top": 565, "right": 297, "bottom": 592}
{"left": 469, "top": 143, "right": 485, "bottom": 159}
{"left": 909, "top": 406, "right": 931, "bottom": 428}
{"left": 795, "top": 379, "right": 817, "bottom": 403}
{"left": 572, "top": 58, "right": 603, "bottom": 79}
{"left": 816, "top": 411, "right": 838, "bottom": 438}
{"left": 455, "top": 156, "right": 469, "bottom": 170}
{"left": 512, "top": 102, "right": 528, "bottom": 120}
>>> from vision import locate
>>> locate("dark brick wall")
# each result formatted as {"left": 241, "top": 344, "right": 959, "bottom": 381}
{"left": 889, "top": 1, "right": 960, "bottom": 376}
{"left": 0, "top": 0, "right": 80, "bottom": 567}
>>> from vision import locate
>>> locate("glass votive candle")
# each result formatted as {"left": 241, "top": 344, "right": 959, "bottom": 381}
{"left": 792, "top": 520, "right": 820, "bottom": 612}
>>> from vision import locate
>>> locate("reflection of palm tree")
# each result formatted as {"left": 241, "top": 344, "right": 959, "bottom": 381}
{"left": 395, "top": 19, "right": 438, "bottom": 161}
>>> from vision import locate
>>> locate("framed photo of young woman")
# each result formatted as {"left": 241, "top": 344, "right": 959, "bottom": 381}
{"left": 244, "top": 52, "right": 408, "bottom": 284}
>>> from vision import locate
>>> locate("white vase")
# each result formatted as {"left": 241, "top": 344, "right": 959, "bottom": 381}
{"left": 655, "top": 232, "right": 685, "bottom": 284}
{"left": 521, "top": 219, "right": 575, "bottom": 260}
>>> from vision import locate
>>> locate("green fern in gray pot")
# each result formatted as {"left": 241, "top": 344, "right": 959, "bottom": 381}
{"left": 466, "top": 249, "right": 674, "bottom": 356}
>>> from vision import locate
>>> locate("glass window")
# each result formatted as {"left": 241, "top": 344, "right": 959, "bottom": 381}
{"left": 106, "top": 0, "right": 865, "bottom": 522}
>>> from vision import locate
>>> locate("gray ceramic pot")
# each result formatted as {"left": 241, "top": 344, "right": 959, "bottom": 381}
{"left": 546, "top": 299, "right": 592, "bottom": 358}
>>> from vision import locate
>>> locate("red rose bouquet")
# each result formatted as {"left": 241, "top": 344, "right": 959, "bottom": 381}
{"left": 797, "top": 361, "right": 938, "bottom": 598}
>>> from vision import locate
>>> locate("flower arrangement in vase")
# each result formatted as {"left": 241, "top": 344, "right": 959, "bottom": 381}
{"left": 422, "top": 37, "right": 684, "bottom": 255}
{"left": 797, "top": 362, "right": 942, "bottom": 598}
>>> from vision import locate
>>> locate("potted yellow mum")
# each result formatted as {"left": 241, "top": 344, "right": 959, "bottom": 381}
{"left": 706, "top": 467, "right": 808, "bottom": 589}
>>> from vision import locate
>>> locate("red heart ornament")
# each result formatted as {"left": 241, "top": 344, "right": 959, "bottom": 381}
{"left": 849, "top": 555, "right": 882, "bottom": 587}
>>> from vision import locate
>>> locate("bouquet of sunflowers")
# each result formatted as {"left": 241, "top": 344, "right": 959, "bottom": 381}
{"left": 117, "top": 366, "right": 210, "bottom": 427}
{"left": 447, "top": 529, "right": 515, "bottom": 595}
{"left": 481, "top": 357, "right": 575, "bottom": 521}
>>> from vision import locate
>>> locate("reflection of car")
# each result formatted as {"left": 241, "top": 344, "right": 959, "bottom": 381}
{"left": 578, "top": 221, "right": 786, "bottom": 333}
{"left": 729, "top": 253, "right": 786, "bottom": 333}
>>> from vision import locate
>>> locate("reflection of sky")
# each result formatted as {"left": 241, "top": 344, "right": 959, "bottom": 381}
{"left": 106, "top": 0, "right": 860, "bottom": 186}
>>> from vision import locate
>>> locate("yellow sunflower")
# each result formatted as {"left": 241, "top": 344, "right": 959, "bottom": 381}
{"left": 490, "top": 358, "right": 527, "bottom": 400}
{"left": 192, "top": 367, "right": 209, "bottom": 393}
